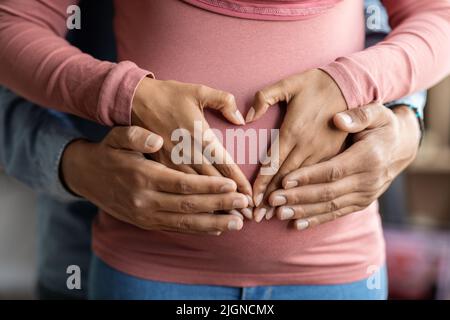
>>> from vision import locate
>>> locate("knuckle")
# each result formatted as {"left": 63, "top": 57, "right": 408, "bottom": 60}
{"left": 331, "top": 211, "right": 340, "bottom": 220}
{"left": 195, "top": 84, "right": 208, "bottom": 97}
{"left": 296, "top": 173, "right": 309, "bottom": 185}
{"left": 130, "top": 169, "right": 145, "bottom": 186}
{"left": 175, "top": 180, "right": 193, "bottom": 194}
{"left": 358, "top": 193, "right": 375, "bottom": 207}
{"left": 254, "top": 90, "right": 267, "bottom": 104}
{"left": 384, "top": 107, "right": 396, "bottom": 122}
{"left": 129, "top": 194, "right": 144, "bottom": 210}
{"left": 291, "top": 192, "right": 302, "bottom": 205}
{"left": 327, "top": 200, "right": 340, "bottom": 212}
{"left": 333, "top": 209, "right": 346, "bottom": 219}
{"left": 223, "top": 92, "right": 236, "bottom": 106}
{"left": 353, "top": 108, "right": 370, "bottom": 124}
{"left": 180, "top": 199, "right": 197, "bottom": 213}
{"left": 125, "top": 126, "right": 140, "bottom": 144}
{"left": 369, "top": 147, "right": 385, "bottom": 169}
{"left": 328, "top": 166, "right": 343, "bottom": 182}
{"left": 277, "top": 79, "right": 290, "bottom": 91}
{"left": 213, "top": 198, "right": 224, "bottom": 210}
{"left": 175, "top": 215, "right": 192, "bottom": 231}
{"left": 149, "top": 196, "right": 163, "bottom": 210}
{"left": 320, "top": 187, "right": 335, "bottom": 202}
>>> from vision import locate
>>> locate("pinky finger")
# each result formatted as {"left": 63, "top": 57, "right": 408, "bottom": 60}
{"left": 294, "top": 205, "right": 363, "bottom": 230}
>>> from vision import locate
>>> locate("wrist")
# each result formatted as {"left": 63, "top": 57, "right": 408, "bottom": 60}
{"left": 392, "top": 105, "right": 421, "bottom": 162}
{"left": 315, "top": 68, "right": 349, "bottom": 111}
{"left": 60, "top": 139, "right": 92, "bottom": 197}
{"left": 131, "top": 77, "right": 161, "bottom": 126}
{"left": 315, "top": 69, "right": 348, "bottom": 112}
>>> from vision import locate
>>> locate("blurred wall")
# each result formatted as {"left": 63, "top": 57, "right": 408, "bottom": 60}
{"left": 0, "top": 171, "right": 37, "bottom": 299}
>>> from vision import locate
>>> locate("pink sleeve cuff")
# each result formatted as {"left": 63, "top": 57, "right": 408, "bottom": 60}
{"left": 320, "top": 62, "right": 365, "bottom": 110}
{"left": 97, "top": 61, "right": 154, "bottom": 126}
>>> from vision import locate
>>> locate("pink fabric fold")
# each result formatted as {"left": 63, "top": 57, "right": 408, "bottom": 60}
{"left": 181, "top": 0, "right": 341, "bottom": 20}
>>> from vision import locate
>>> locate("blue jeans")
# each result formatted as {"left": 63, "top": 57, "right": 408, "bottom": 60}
{"left": 88, "top": 256, "right": 388, "bottom": 300}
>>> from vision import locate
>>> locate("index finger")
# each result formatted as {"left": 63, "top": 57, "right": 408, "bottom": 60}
{"left": 155, "top": 166, "right": 238, "bottom": 194}
{"left": 282, "top": 151, "right": 356, "bottom": 188}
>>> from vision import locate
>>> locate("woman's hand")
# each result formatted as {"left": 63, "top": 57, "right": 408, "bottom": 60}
{"left": 61, "top": 126, "right": 248, "bottom": 235}
{"left": 132, "top": 78, "right": 253, "bottom": 198}
{"left": 247, "top": 69, "right": 348, "bottom": 221}
{"left": 268, "top": 103, "right": 420, "bottom": 230}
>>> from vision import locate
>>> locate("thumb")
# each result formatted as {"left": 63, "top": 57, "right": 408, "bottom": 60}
{"left": 198, "top": 86, "right": 246, "bottom": 126}
{"left": 333, "top": 103, "right": 392, "bottom": 133}
{"left": 246, "top": 81, "right": 288, "bottom": 123}
{"left": 105, "top": 126, "right": 163, "bottom": 153}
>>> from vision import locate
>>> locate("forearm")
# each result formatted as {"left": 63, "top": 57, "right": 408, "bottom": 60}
{"left": 322, "top": 0, "right": 450, "bottom": 108}
{"left": 0, "top": 0, "right": 150, "bottom": 126}
{"left": 0, "top": 87, "right": 81, "bottom": 201}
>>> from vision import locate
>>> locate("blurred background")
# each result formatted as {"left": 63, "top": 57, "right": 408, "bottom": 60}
{"left": 0, "top": 76, "right": 449, "bottom": 300}
{"left": 381, "top": 76, "right": 450, "bottom": 300}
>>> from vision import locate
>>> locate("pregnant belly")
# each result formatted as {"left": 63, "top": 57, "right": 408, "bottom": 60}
{"left": 95, "top": 0, "right": 385, "bottom": 281}
{"left": 115, "top": 0, "right": 364, "bottom": 180}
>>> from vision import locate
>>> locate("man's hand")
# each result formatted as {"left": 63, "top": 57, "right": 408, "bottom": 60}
{"left": 248, "top": 69, "right": 348, "bottom": 221}
{"left": 266, "top": 103, "right": 420, "bottom": 230}
{"left": 60, "top": 126, "right": 248, "bottom": 235}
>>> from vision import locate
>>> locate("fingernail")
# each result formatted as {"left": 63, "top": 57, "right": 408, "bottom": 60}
{"left": 265, "top": 207, "right": 275, "bottom": 220}
{"left": 230, "top": 209, "right": 244, "bottom": 220}
{"left": 246, "top": 107, "right": 255, "bottom": 122}
{"left": 145, "top": 133, "right": 163, "bottom": 149}
{"left": 228, "top": 219, "right": 243, "bottom": 231}
{"left": 295, "top": 220, "right": 310, "bottom": 230}
{"left": 246, "top": 195, "right": 254, "bottom": 207}
{"left": 271, "top": 195, "right": 287, "bottom": 206}
{"left": 255, "top": 208, "right": 267, "bottom": 223}
{"left": 208, "top": 231, "right": 222, "bottom": 236}
{"left": 232, "top": 196, "right": 248, "bottom": 208}
{"left": 220, "top": 183, "right": 236, "bottom": 193}
{"left": 279, "top": 207, "right": 295, "bottom": 220}
{"left": 254, "top": 194, "right": 263, "bottom": 207}
{"left": 284, "top": 180, "right": 298, "bottom": 189}
{"left": 242, "top": 208, "right": 253, "bottom": 220}
{"left": 234, "top": 110, "right": 246, "bottom": 125}
{"left": 339, "top": 113, "right": 353, "bottom": 126}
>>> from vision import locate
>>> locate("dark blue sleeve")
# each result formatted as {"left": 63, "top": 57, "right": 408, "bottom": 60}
{"left": 0, "top": 86, "right": 81, "bottom": 201}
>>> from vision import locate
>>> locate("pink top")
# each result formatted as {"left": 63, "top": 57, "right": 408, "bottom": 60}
{"left": 0, "top": 0, "right": 449, "bottom": 285}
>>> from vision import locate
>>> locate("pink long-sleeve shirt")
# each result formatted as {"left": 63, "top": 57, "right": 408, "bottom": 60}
{"left": 0, "top": 0, "right": 449, "bottom": 286}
